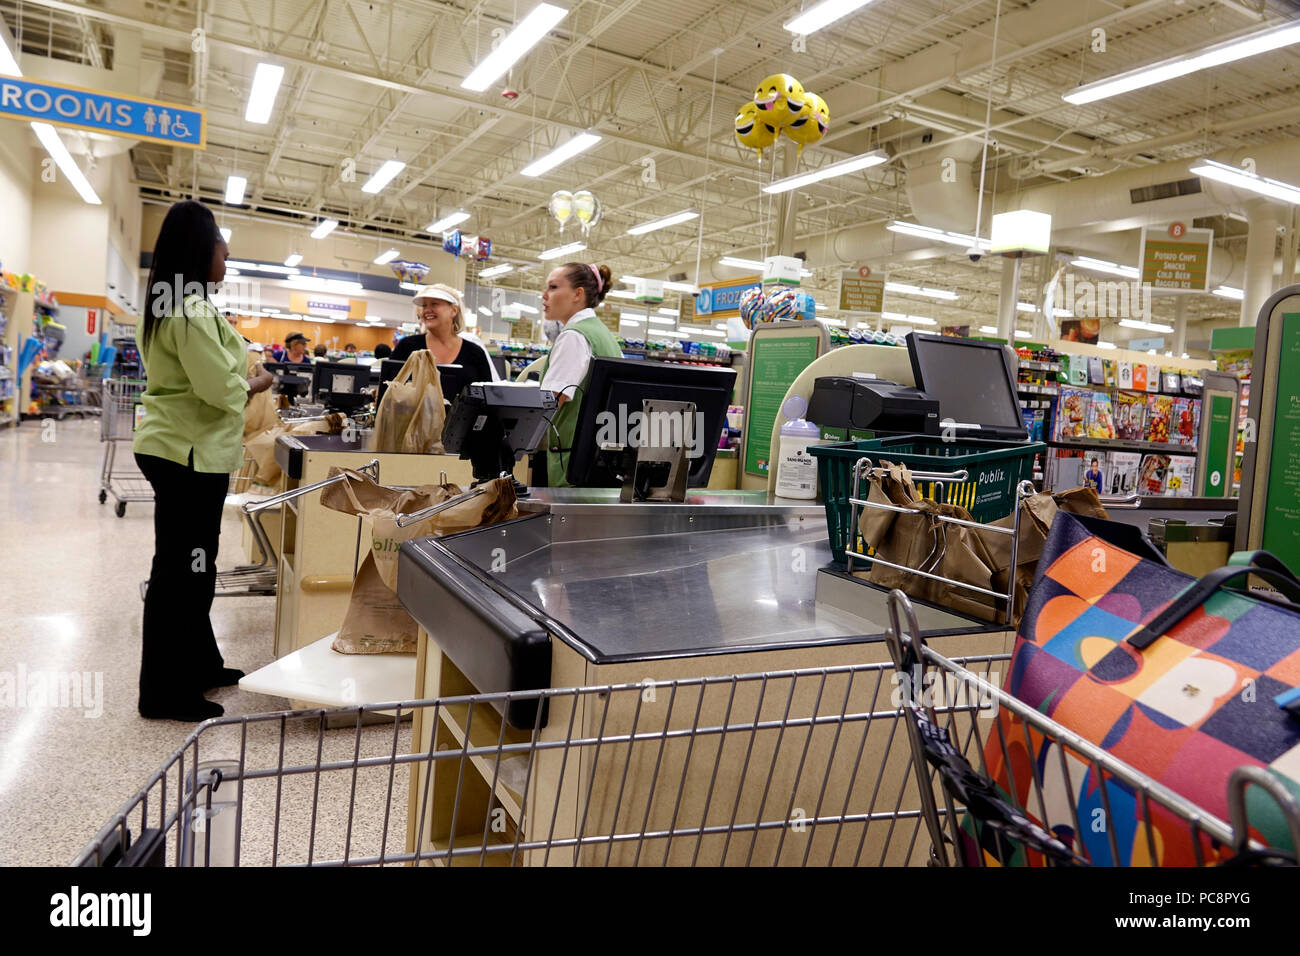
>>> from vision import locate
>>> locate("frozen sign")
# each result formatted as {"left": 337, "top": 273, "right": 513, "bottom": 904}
{"left": 694, "top": 275, "right": 761, "bottom": 319}
{"left": 0, "top": 77, "right": 205, "bottom": 149}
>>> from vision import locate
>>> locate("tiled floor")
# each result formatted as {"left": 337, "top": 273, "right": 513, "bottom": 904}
{"left": 0, "top": 417, "right": 408, "bottom": 866}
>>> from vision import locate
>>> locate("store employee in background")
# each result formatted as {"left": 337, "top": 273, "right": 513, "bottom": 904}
{"left": 538, "top": 262, "right": 623, "bottom": 487}
{"left": 391, "top": 283, "right": 493, "bottom": 383}
{"left": 133, "top": 199, "right": 274, "bottom": 722}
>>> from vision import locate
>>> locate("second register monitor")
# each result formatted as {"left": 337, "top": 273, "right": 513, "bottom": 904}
{"left": 565, "top": 357, "right": 736, "bottom": 488}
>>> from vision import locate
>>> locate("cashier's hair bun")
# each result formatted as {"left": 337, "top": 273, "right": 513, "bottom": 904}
{"left": 563, "top": 262, "right": 612, "bottom": 308}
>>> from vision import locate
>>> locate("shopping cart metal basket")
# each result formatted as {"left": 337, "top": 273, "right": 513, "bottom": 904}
{"left": 882, "top": 590, "right": 1300, "bottom": 868}
{"left": 73, "top": 647, "right": 1018, "bottom": 868}
{"left": 98, "top": 377, "right": 151, "bottom": 516}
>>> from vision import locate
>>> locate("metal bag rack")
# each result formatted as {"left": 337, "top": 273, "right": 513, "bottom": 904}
{"left": 846, "top": 456, "right": 1035, "bottom": 627}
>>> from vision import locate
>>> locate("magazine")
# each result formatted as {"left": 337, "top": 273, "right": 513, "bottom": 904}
{"left": 1108, "top": 452, "right": 1142, "bottom": 495}
{"left": 1086, "top": 392, "right": 1117, "bottom": 439}
{"left": 1055, "top": 387, "right": 1090, "bottom": 439}
{"left": 1165, "top": 457, "right": 1196, "bottom": 497}
{"left": 1145, "top": 394, "right": 1174, "bottom": 443}
{"left": 1138, "top": 454, "right": 1171, "bottom": 495}
{"left": 1114, "top": 391, "right": 1147, "bottom": 441}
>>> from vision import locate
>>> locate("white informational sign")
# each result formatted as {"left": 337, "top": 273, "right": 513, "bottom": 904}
{"left": 501, "top": 303, "right": 523, "bottom": 322}
{"left": 635, "top": 278, "right": 665, "bottom": 303}
{"left": 762, "top": 255, "right": 802, "bottom": 286}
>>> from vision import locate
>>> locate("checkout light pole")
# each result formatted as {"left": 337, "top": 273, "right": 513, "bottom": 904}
{"left": 990, "top": 210, "right": 1052, "bottom": 342}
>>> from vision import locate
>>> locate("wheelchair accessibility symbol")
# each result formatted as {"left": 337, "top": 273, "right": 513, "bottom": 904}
{"left": 170, "top": 117, "right": 191, "bottom": 139}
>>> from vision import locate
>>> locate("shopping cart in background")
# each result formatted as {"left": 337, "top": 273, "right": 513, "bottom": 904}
{"left": 882, "top": 590, "right": 1300, "bottom": 868}
{"left": 98, "top": 377, "right": 151, "bottom": 517}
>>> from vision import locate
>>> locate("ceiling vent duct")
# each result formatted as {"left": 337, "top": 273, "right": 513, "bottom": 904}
{"left": 1129, "top": 178, "right": 1202, "bottom": 205}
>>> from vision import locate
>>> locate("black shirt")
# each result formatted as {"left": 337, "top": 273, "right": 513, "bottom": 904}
{"left": 390, "top": 334, "right": 493, "bottom": 384}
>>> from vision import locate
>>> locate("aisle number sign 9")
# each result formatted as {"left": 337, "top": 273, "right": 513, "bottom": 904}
{"left": 0, "top": 76, "right": 206, "bottom": 149}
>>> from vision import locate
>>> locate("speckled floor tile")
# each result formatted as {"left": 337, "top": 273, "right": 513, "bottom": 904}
{"left": 0, "top": 418, "right": 410, "bottom": 866}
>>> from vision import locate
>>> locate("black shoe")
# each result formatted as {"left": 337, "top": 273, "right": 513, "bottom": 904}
{"left": 139, "top": 698, "right": 224, "bottom": 721}
{"left": 204, "top": 667, "right": 245, "bottom": 690}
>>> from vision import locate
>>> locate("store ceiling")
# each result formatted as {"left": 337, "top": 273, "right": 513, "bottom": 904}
{"left": 3, "top": 0, "right": 1299, "bottom": 339}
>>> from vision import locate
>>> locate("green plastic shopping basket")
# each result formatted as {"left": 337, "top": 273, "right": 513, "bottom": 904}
{"left": 809, "top": 435, "right": 1044, "bottom": 565}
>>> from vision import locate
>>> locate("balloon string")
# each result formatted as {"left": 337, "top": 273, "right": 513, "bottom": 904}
{"left": 694, "top": 52, "right": 719, "bottom": 294}
{"left": 972, "top": 0, "right": 1003, "bottom": 247}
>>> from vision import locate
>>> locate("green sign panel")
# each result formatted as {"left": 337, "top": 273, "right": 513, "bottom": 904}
{"left": 1261, "top": 313, "right": 1300, "bottom": 570}
{"left": 1201, "top": 394, "right": 1235, "bottom": 498}
{"left": 744, "top": 334, "right": 819, "bottom": 477}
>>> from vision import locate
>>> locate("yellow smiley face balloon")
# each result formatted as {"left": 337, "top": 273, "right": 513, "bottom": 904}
{"left": 753, "top": 73, "right": 806, "bottom": 128}
{"left": 735, "top": 101, "right": 778, "bottom": 158}
{"left": 783, "top": 91, "right": 829, "bottom": 153}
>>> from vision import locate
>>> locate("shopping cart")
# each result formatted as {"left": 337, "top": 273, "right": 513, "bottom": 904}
{"left": 98, "top": 377, "right": 151, "bottom": 517}
{"left": 882, "top": 590, "right": 1300, "bottom": 867}
{"left": 73, "top": 647, "right": 1017, "bottom": 868}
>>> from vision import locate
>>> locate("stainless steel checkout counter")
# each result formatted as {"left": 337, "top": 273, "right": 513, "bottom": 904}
{"left": 395, "top": 487, "right": 1014, "bottom": 866}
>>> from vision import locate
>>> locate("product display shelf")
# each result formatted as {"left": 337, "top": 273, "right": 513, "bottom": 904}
{"left": 0, "top": 288, "right": 36, "bottom": 427}
{"left": 1049, "top": 436, "right": 1198, "bottom": 456}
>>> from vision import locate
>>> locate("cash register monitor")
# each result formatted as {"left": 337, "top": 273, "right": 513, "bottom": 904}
{"left": 263, "top": 361, "right": 313, "bottom": 398}
{"left": 566, "top": 357, "right": 737, "bottom": 488}
{"left": 906, "top": 332, "right": 1027, "bottom": 441}
{"left": 442, "top": 382, "right": 557, "bottom": 485}
{"left": 311, "top": 361, "right": 371, "bottom": 413}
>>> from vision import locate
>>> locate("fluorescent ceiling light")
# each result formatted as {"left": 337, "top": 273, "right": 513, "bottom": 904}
{"left": 1013, "top": 329, "right": 1034, "bottom": 339}
{"left": 478, "top": 306, "right": 491, "bottom": 315}
{"left": 620, "top": 316, "right": 646, "bottom": 324}
{"left": 365, "top": 314, "right": 382, "bottom": 322}
{"left": 399, "top": 281, "right": 420, "bottom": 292}
{"left": 762, "top": 150, "right": 889, "bottom": 194}
{"left": 284, "top": 253, "right": 303, "bottom": 267}
{"left": 607, "top": 289, "right": 637, "bottom": 299}
{"left": 223, "top": 269, "right": 240, "bottom": 277}
{"left": 514, "top": 303, "right": 539, "bottom": 314}
{"left": 622, "top": 276, "right": 700, "bottom": 294}
{"left": 719, "top": 256, "right": 765, "bottom": 270}
{"left": 30, "top": 124, "right": 101, "bottom": 204}
{"left": 658, "top": 308, "right": 680, "bottom": 316}
{"left": 784, "top": 0, "right": 880, "bottom": 35}
{"left": 286, "top": 275, "right": 364, "bottom": 295}
{"left": 978, "top": 325, "right": 999, "bottom": 334}
{"left": 519, "top": 132, "right": 601, "bottom": 178}
{"left": 226, "top": 260, "right": 297, "bottom": 274}
{"left": 1096, "top": 342, "right": 1118, "bottom": 350}
{"left": 626, "top": 210, "right": 699, "bottom": 235}
{"left": 361, "top": 159, "right": 405, "bottom": 194}
{"left": 689, "top": 328, "right": 727, "bottom": 338}
{"left": 478, "top": 264, "right": 514, "bottom": 279}
{"left": 887, "top": 221, "right": 990, "bottom": 251}
{"left": 1070, "top": 256, "right": 1139, "bottom": 279}
{"left": 881, "top": 311, "right": 938, "bottom": 326}
{"left": 885, "top": 281, "right": 958, "bottom": 301}
{"left": 648, "top": 316, "right": 676, "bottom": 326}
{"left": 817, "top": 317, "right": 848, "bottom": 328}
{"left": 462, "top": 3, "right": 568, "bottom": 91}
{"left": 373, "top": 249, "right": 400, "bottom": 265}
{"left": 2, "top": 43, "right": 103, "bottom": 206}
{"left": 261, "top": 308, "right": 279, "bottom": 314}
{"left": 1015, "top": 302, "right": 1037, "bottom": 313}
{"left": 245, "top": 62, "right": 285, "bottom": 124}
{"left": 0, "top": 28, "right": 20, "bottom": 75}
{"left": 219, "top": 227, "right": 232, "bottom": 242}
{"left": 224, "top": 175, "right": 247, "bottom": 205}
{"left": 1212, "top": 285, "right": 1245, "bottom": 300}
{"left": 1190, "top": 158, "right": 1300, "bottom": 206}
{"left": 539, "top": 241, "right": 586, "bottom": 260}
{"left": 1063, "top": 21, "right": 1300, "bottom": 105}
{"left": 427, "top": 210, "right": 471, "bottom": 233}
{"left": 1120, "top": 318, "right": 1175, "bottom": 333}
{"left": 310, "top": 219, "right": 339, "bottom": 240}
{"left": 650, "top": 329, "right": 689, "bottom": 339}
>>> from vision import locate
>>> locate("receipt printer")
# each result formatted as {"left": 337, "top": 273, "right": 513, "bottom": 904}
{"left": 808, "top": 376, "right": 940, "bottom": 436}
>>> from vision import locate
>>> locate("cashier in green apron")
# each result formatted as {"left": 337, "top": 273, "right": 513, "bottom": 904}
{"left": 538, "top": 262, "right": 624, "bottom": 487}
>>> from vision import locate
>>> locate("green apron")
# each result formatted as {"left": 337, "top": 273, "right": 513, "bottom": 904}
{"left": 538, "top": 314, "right": 623, "bottom": 487}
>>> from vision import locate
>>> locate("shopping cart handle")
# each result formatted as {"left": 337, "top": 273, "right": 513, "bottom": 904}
{"left": 243, "top": 458, "right": 380, "bottom": 513}
{"left": 394, "top": 485, "right": 488, "bottom": 527}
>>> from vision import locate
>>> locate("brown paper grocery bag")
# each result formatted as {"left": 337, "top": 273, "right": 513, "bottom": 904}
{"left": 373, "top": 351, "right": 446, "bottom": 454}
{"left": 333, "top": 553, "right": 418, "bottom": 655}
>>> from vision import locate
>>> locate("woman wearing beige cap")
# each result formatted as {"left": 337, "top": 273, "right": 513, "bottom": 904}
{"left": 391, "top": 283, "right": 493, "bottom": 383}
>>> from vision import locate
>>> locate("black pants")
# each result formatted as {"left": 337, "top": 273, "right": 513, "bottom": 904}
{"left": 135, "top": 451, "right": 229, "bottom": 706}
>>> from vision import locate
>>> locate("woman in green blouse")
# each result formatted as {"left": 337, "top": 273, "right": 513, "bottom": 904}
{"left": 133, "top": 201, "right": 274, "bottom": 721}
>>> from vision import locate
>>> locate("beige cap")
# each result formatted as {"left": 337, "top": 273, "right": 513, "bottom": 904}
{"left": 411, "top": 284, "right": 460, "bottom": 307}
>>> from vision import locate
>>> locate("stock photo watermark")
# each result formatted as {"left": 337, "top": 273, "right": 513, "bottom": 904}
{"left": 0, "top": 664, "right": 103, "bottom": 718}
